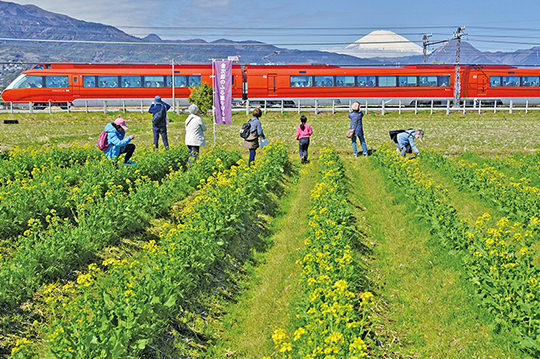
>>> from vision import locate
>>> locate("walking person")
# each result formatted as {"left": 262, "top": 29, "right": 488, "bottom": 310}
{"left": 184, "top": 104, "right": 207, "bottom": 165}
{"left": 348, "top": 101, "right": 368, "bottom": 157}
{"left": 148, "top": 95, "right": 170, "bottom": 149}
{"left": 243, "top": 107, "right": 266, "bottom": 167}
{"left": 103, "top": 116, "right": 136, "bottom": 165}
{"left": 296, "top": 115, "right": 313, "bottom": 164}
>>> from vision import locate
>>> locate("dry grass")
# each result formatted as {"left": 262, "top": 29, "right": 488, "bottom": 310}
{"left": 1, "top": 110, "right": 540, "bottom": 154}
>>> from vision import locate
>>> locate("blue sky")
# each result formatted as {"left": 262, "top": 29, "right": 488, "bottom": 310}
{"left": 11, "top": 0, "right": 540, "bottom": 53}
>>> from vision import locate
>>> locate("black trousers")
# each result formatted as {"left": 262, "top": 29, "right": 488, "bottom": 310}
{"left": 119, "top": 143, "right": 135, "bottom": 162}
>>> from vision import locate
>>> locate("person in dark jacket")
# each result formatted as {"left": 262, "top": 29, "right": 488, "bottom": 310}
{"left": 348, "top": 101, "right": 368, "bottom": 157}
{"left": 103, "top": 116, "right": 136, "bottom": 165}
{"left": 148, "top": 95, "right": 171, "bottom": 149}
{"left": 242, "top": 107, "right": 266, "bottom": 167}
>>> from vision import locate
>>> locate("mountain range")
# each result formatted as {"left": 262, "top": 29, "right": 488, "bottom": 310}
{"left": 1, "top": 0, "right": 540, "bottom": 89}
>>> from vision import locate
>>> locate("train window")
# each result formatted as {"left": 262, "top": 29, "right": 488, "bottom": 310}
{"left": 44, "top": 76, "right": 68, "bottom": 88}
{"left": 83, "top": 76, "right": 97, "bottom": 87}
{"left": 398, "top": 76, "right": 417, "bottom": 87}
{"left": 98, "top": 76, "right": 119, "bottom": 88}
{"left": 175, "top": 76, "right": 187, "bottom": 87}
{"left": 502, "top": 76, "right": 520, "bottom": 87}
{"left": 438, "top": 76, "right": 450, "bottom": 86}
{"left": 314, "top": 76, "right": 334, "bottom": 87}
{"left": 13, "top": 75, "right": 43, "bottom": 89}
{"left": 121, "top": 76, "right": 142, "bottom": 88}
{"left": 290, "top": 75, "right": 313, "bottom": 87}
{"left": 378, "top": 76, "right": 397, "bottom": 87}
{"left": 165, "top": 76, "right": 187, "bottom": 87}
{"left": 188, "top": 76, "right": 201, "bottom": 87}
{"left": 521, "top": 76, "right": 539, "bottom": 87}
{"left": 356, "top": 76, "right": 376, "bottom": 87}
{"left": 143, "top": 76, "right": 165, "bottom": 87}
{"left": 336, "top": 76, "right": 355, "bottom": 87}
{"left": 490, "top": 76, "right": 501, "bottom": 87}
{"left": 418, "top": 76, "right": 437, "bottom": 87}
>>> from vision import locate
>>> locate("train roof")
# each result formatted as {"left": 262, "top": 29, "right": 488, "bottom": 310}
{"left": 30, "top": 62, "right": 218, "bottom": 70}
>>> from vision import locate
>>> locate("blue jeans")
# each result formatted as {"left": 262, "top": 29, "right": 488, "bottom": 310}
{"left": 299, "top": 137, "right": 310, "bottom": 159}
{"left": 248, "top": 149, "right": 256, "bottom": 167}
{"left": 153, "top": 126, "right": 168, "bottom": 148}
{"left": 351, "top": 133, "right": 368, "bottom": 156}
{"left": 399, "top": 144, "right": 412, "bottom": 157}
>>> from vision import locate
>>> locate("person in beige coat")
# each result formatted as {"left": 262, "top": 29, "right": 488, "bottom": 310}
{"left": 185, "top": 104, "right": 207, "bottom": 164}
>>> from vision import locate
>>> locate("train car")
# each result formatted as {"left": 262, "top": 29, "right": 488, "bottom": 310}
{"left": 243, "top": 64, "right": 456, "bottom": 106}
{"left": 1, "top": 63, "right": 244, "bottom": 108}
{"left": 462, "top": 65, "right": 540, "bottom": 105}
{"left": 3, "top": 62, "right": 540, "bottom": 108}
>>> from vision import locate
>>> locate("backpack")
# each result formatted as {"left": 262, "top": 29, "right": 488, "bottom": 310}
{"left": 153, "top": 103, "right": 168, "bottom": 126}
{"left": 97, "top": 130, "right": 109, "bottom": 151}
{"left": 240, "top": 120, "right": 252, "bottom": 139}
{"left": 389, "top": 128, "right": 414, "bottom": 144}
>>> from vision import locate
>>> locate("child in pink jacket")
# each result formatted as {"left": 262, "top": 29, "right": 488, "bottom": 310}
{"left": 296, "top": 115, "right": 313, "bottom": 164}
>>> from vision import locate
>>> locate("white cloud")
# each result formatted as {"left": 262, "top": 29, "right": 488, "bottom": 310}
{"left": 192, "top": 0, "right": 230, "bottom": 8}
{"left": 11, "top": 0, "right": 161, "bottom": 30}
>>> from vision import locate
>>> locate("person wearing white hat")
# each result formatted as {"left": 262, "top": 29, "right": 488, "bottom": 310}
{"left": 348, "top": 101, "right": 369, "bottom": 157}
{"left": 184, "top": 104, "right": 207, "bottom": 164}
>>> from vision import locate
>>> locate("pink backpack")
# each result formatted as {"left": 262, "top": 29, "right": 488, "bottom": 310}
{"left": 97, "top": 130, "right": 109, "bottom": 151}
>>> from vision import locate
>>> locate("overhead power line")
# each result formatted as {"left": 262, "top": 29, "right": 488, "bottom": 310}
{"left": 0, "top": 37, "right": 427, "bottom": 46}
{"left": 1, "top": 35, "right": 539, "bottom": 48}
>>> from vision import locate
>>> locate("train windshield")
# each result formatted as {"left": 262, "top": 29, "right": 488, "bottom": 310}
{"left": 5, "top": 75, "right": 69, "bottom": 89}
{"left": 5, "top": 75, "right": 43, "bottom": 89}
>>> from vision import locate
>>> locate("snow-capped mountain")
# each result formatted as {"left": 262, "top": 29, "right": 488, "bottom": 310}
{"left": 326, "top": 30, "right": 425, "bottom": 58}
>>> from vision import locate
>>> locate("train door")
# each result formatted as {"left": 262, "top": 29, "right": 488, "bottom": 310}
{"left": 477, "top": 74, "right": 488, "bottom": 96}
{"left": 71, "top": 75, "right": 80, "bottom": 100}
{"left": 267, "top": 74, "right": 277, "bottom": 96}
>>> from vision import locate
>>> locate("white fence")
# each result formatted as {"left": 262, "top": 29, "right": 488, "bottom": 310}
{"left": 1, "top": 98, "right": 540, "bottom": 115}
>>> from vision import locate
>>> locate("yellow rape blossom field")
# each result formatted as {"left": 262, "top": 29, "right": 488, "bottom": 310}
{"left": 0, "top": 110, "right": 539, "bottom": 358}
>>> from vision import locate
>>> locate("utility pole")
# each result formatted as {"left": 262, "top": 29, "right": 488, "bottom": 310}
{"left": 423, "top": 33, "right": 432, "bottom": 64}
{"left": 453, "top": 26, "right": 465, "bottom": 107}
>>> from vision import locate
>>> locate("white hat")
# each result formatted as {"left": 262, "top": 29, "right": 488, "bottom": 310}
{"left": 188, "top": 104, "right": 199, "bottom": 114}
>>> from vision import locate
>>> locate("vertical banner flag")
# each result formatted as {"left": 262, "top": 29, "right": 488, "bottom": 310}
{"left": 213, "top": 60, "right": 233, "bottom": 125}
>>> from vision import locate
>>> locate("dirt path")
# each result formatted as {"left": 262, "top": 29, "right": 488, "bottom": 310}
{"left": 344, "top": 156, "right": 514, "bottom": 359}
{"left": 209, "top": 159, "right": 317, "bottom": 358}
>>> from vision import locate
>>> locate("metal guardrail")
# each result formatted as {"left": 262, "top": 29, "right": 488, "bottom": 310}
{"left": 1, "top": 98, "right": 540, "bottom": 115}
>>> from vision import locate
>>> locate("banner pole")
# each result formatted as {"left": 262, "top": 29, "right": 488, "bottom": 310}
{"left": 212, "top": 59, "right": 216, "bottom": 146}
{"left": 171, "top": 59, "right": 175, "bottom": 112}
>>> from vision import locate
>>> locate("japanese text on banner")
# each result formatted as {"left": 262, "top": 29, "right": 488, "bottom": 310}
{"left": 213, "top": 60, "right": 232, "bottom": 125}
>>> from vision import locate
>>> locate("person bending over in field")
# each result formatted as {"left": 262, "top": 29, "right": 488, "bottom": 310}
{"left": 103, "top": 116, "right": 136, "bottom": 165}
{"left": 395, "top": 128, "right": 424, "bottom": 157}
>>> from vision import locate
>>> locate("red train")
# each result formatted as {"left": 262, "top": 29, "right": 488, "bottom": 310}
{"left": 2, "top": 62, "right": 540, "bottom": 108}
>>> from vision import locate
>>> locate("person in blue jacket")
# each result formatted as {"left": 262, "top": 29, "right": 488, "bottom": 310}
{"left": 348, "top": 101, "right": 368, "bottom": 157}
{"left": 103, "top": 116, "right": 136, "bottom": 165}
{"left": 148, "top": 95, "right": 171, "bottom": 149}
{"left": 396, "top": 129, "right": 424, "bottom": 157}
